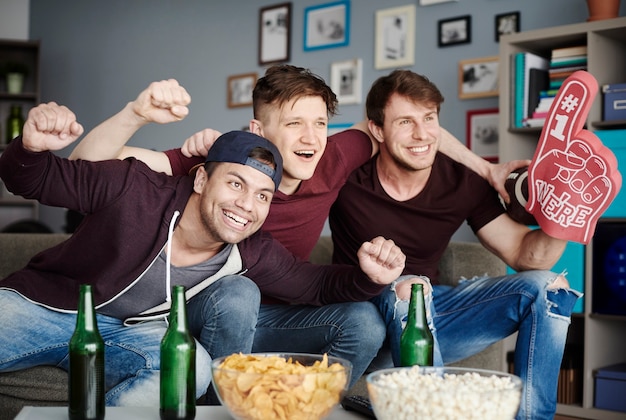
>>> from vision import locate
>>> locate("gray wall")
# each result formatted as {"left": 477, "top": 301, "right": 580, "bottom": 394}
{"left": 25, "top": 0, "right": 625, "bottom": 235}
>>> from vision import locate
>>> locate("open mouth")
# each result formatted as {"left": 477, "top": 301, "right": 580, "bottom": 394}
{"left": 408, "top": 145, "right": 429, "bottom": 154}
{"left": 224, "top": 210, "right": 249, "bottom": 227}
{"left": 295, "top": 150, "right": 315, "bottom": 159}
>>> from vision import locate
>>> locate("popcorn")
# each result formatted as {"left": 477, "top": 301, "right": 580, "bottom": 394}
{"left": 367, "top": 366, "right": 522, "bottom": 420}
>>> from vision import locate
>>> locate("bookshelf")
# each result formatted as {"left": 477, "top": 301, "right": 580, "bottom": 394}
{"left": 498, "top": 18, "right": 626, "bottom": 420}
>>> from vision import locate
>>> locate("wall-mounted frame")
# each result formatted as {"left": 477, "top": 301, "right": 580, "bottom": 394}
{"left": 330, "top": 58, "right": 362, "bottom": 105}
{"left": 495, "top": 11, "right": 520, "bottom": 42}
{"left": 466, "top": 108, "right": 499, "bottom": 163}
{"left": 375, "top": 4, "right": 416, "bottom": 70}
{"left": 458, "top": 56, "right": 499, "bottom": 99}
{"left": 227, "top": 73, "right": 257, "bottom": 108}
{"left": 419, "top": 0, "right": 458, "bottom": 5}
{"left": 258, "top": 3, "right": 291, "bottom": 65}
{"left": 304, "top": 1, "right": 350, "bottom": 51}
{"left": 438, "top": 14, "right": 471, "bottom": 47}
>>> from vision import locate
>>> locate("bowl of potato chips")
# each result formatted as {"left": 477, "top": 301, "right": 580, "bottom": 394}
{"left": 211, "top": 352, "right": 352, "bottom": 420}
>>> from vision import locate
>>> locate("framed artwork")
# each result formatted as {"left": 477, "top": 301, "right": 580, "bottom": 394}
{"left": 466, "top": 108, "right": 499, "bottom": 163}
{"left": 458, "top": 56, "right": 499, "bottom": 99}
{"left": 495, "top": 11, "right": 520, "bottom": 42}
{"left": 328, "top": 123, "right": 353, "bottom": 136}
{"left": 438, "top": 15, "right": 471, "bottom": 47}
{"left": 258, "top": 3, "right": 291, "bottom": 65}
{"left": 227, "top": 73, "right": 257, "bottom": 108}
{"left": 419, "top": 0, "right": 458, "bottom": 5}
{"left": 304, "top": 1, "right": 350, "bottom": 51}
{"left": 330, "top": 58, "right": 362, "bottom": 105}
{"left": 374, "top": 5, "right": 416, "bottom": 69}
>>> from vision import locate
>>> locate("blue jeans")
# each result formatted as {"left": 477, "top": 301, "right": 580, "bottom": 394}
{"left": 0, "top": 288, "right": 218, "bottom": 406}
{"left": 252, "top": 301, "right": 386, "bottom": 387}
{"left": 372, "top": 271, "right": 581, "bottom": 420}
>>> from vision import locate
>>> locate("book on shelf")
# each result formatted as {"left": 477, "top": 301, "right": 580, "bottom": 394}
{"left": 534, "top": 96, "right": 555, "bottom": 113}
{"left": 551, "top": 45, "right": 587, "bottom": 59}
{"left": 527, "top": 68, "right": 549, "bottom": 120}
{"left": 549, "top": 66, "right": 588, "bottom": 79}
{"left": 550, "top": 56, "right": 588, "bottom": 68}
{"left": 511, "top": 51, "right": 549, "bottom": 128}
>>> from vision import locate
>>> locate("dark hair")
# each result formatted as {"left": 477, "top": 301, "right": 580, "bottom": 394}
{"left": 253, "top": 65, "right": 338, "bottom": 122}
{"left": 366, "top": 70, "right": 444, "bottom": 127}
{"left": 204, "top": 146, "right": 278, "bottom": 177}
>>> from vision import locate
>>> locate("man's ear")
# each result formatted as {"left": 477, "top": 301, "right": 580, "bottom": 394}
{"left": 249, "top": 119, "right": 263, "bottom": 136}
{"left": 193, "top": 166, "right": 208, "bottom": 193}
{"left": 367, "top": 120, "right": 385, "bottom": 144}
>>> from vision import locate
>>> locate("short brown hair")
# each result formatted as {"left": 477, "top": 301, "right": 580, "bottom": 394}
{"left": 366, "top": 70, "right": 444, "bottom": 127}
{"left": 253, "top": 65, "right": 338, "bottom": 122}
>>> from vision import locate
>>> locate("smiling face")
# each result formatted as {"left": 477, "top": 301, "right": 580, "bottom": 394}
{"left": 253, "top": 95, "right": 329, "bottom": 194}
{"left": 371, "top": 93, "right": 441, "bottom": 173}
{"left": 193, "top": 162, "right": 275, "bottom": 244}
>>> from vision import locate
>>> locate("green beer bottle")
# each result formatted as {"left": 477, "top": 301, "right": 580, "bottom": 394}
{"left": 399, "top": 283, "right": 434, "bottom": 366}
{"left": 160, "top": 285, "right": 196, "bottom": 420}
{"left": 69, "top": 284, "right": 105, "bottom": 420}
{"left": 5, "top": 104, "right": 24, "bottom": 144}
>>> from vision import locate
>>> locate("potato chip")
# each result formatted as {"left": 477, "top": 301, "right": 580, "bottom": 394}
{"left": 212, "top": 353, "right": 349, "bottom": 420}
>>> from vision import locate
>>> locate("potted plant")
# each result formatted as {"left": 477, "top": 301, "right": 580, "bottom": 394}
{"left": 2, "top": 61, "right": 29, "bottom": 94}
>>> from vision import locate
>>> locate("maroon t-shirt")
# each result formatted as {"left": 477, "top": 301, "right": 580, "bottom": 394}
{"left": 329, "top": 153, "right": 505, "bottom": 284}
{"left": 165, "top": 129, "right": 373, "bottom": 260}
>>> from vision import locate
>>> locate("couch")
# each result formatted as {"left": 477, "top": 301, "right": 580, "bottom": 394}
{"left": 0, "top": 233, "right": 506, "bottom": 418}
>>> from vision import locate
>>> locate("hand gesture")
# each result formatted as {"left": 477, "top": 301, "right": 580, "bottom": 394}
{"left": 488, "top": 159, "right": 532, "bottom": 203}
{"left": 22, "top": 102, "right": 84, "bottom": 152}
{"left": 357, "top": 236, "right": 405, "bottom": 285}
{"left": 131, "top": 79, "right": 191, "bottom": 124}
{"left": 527, "top": 71, "right": 622, "bottom": 244}
{"left": 181, "top": 128, "right": 223, "bottom": 158}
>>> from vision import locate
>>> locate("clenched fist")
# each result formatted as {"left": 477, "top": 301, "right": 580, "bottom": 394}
{"left": 22, "top": 102, "right": 84, "bottom": 152}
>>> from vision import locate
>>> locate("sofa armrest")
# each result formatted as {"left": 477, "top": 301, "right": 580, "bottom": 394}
{"left": 438, "top": 242, "right": 506, "bottom": 287}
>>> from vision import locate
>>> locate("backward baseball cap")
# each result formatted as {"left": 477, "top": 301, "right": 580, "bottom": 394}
{"left": 205, "top": 130, "right": 283, "bottom": 190}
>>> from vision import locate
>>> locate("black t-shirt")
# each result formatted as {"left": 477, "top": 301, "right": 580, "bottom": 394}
{"left": 329, "top": 153, "right": 505, "bottom": 283}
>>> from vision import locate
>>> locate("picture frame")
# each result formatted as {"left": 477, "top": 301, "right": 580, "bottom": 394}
{"left": 227, "top": 73, "right": 257, "bottom": 108}
{"left": 330, "top": 58, "right": 362, "bottom": 105}
{"left": 374, "top": 5, "right": 416, "bottom": 70}
{"left": 495, "top": 11, "right": 520, "bottom": 42}
{"left": 466, "top": 108, "right": 499, "bottom": 163}
{"left": 304, "top": 1, "right": 350, "bottom": 51}
{"left": 458, "top": 56, "right": 499, "bottom": 99}
{"left": 419, "top": 0, "right": 458, "bottom": 5}
{"left": 258, "top": 3, "right": 291, "bottom": 66}
{"left": 438, "top": 15, "right": 471, "bottom": 47}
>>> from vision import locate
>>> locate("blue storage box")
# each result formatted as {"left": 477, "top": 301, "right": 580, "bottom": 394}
{"left": 603, "top": 83, "right": 626, "bottom": 121}
{"left": 594, "top": 363, "right": 626, "bottom": 412}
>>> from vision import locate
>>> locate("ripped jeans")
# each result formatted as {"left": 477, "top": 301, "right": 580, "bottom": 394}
{"left": 370, "top": 270, "right": 582, "bottom": 420}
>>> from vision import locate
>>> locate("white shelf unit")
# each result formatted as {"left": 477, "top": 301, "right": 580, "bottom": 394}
{"left": 497, "top": 18, "right": 626, "bottom": 420}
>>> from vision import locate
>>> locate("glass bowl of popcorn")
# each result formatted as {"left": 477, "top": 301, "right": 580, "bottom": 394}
{"left": 366, "top": 366, "right": 522, "bottom": 420}
{"left": 211, "top": 353, "right": 352, "bottom": 420}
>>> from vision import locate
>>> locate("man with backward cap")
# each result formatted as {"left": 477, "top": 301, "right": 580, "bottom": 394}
{"left": 0, "top": 102, "right": 405, "bottom": 406}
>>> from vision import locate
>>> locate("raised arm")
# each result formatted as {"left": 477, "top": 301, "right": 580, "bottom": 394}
{"left": 349, "top": 121, "right": 529, "bottom": 202}
{"left": 68, "top": 79, "right": 191, "bottom": 174}
{"left": 438, "top": 128, "right": 530, "bottom": 202}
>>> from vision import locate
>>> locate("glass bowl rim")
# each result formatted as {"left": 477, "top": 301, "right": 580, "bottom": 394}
{"left": 366, "top": 366, "right": 522, "bottom": 389}
{"left": 211, "top": 352, "right": 353, "bottom": 376}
